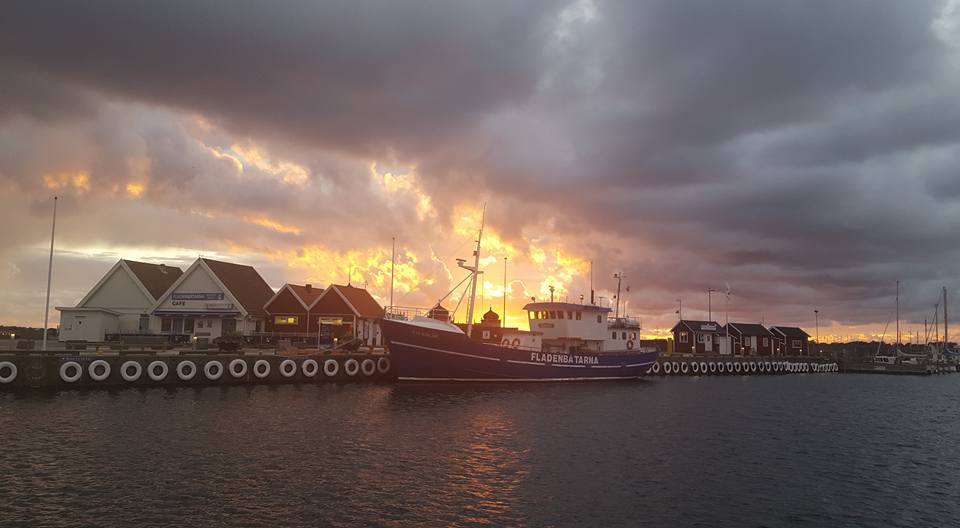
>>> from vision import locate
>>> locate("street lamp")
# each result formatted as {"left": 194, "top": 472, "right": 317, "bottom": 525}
{"left": 707, "top": 289, "right": 716, "bottom": 321}
{"left": 814, "top": 309, "right": 820, "bottom": 356}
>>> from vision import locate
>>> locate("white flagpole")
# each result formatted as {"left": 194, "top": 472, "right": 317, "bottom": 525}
{"left": 42, "top": 196, "right": 58, "bottom": 352}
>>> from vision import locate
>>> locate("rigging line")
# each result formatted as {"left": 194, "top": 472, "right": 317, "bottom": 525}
{"left": 450, "top": 275, "right": 474, "bottom": 322}
{"left": 435, "top": 272, "right": 473, "bottom": 308}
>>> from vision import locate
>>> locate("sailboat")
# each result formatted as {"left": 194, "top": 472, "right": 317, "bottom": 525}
{"left": 378, "top": 209, "right": 659, "bottom": 381}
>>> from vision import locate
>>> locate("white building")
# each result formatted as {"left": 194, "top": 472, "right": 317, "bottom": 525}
{"left": 150, "top": 258, "right": 274, "bottom": 342}
{"left": 57, "top": 260, "right": 183, "bottom": 342}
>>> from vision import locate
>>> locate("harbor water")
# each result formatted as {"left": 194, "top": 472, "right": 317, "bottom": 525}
{"left": 2, "top": 375, "right": 959, "bottom": 527}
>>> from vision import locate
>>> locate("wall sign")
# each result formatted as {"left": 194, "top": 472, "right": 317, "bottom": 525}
{"left": 172, "top": 292, "right": 224, "bottom": 300}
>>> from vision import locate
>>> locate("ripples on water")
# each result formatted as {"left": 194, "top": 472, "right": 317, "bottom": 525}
{"left": 2, "top": 376, "right": 960, "bottom": 527}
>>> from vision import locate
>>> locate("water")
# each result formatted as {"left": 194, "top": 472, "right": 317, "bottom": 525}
{"left": 2, "top": 375, "right": 959, "bottom": 527}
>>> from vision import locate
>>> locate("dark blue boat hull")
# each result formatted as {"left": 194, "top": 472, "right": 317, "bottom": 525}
{"left": 380, "top": 319, "right": 659, "bottom": 381}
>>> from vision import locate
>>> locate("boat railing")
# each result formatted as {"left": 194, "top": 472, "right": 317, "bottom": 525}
{"left": 384, "top": 306, "right": 430, "bottom": 321}
{"left": 608, "top": 315, "right": 641, "bottom": 328}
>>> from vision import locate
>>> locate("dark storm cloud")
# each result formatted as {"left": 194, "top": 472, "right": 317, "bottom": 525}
{"left": 2, "top": 0, "right": 960, "bottom": 332}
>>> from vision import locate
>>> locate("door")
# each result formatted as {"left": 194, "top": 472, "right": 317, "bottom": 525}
{"left": 222, "top": 318, "right": 237, "bottom": 335}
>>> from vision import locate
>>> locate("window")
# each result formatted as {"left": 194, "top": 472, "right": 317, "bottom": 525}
{"left": 762, "top": 337, "right": 769, "bottom": 347}
{"left": 567, "top": 311, "right": 573, "bottom": 320}
{"left": 679, "top": 332, "right": 688, "bottom": 343}
{"left": 697, "top": 334, "right": 705, "bottom": 343}
{"left": 558, "top": 311, "right": 564, "bottom": 319}
{"left": 275, "top": 316, "right": 299, "bottom": 325}
{"left": 161, "top": 318, "right": 172, "bottom": 332}
{"left": 184, "top": 319, "right": 195, "bottom": 333}
{"left": 528, "top": 311, "right": 534, "bottom": 319}
{"left": 596, "top": 315, "right": 602, "bottom": 323}
{"left": 631, "top": 332, "right": 636, "bottom": 340}
{"left": 548, "top": 311, "right": 556, "bottom": 319}
{"left": 482, "top": 330, "right": 490, "bottom": 339}
{"left": 576, "top": 312, "right": 582, "bottom": 320}
{"left": 792, "top": 339, "right": 801, "bottom": 348}
{"left": 612, "top": 332, "right": 617, "bottom": 339}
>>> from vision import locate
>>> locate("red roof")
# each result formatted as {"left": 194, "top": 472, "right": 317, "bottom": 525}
{"left": 322, "top": 284, "right": 384, "bottom": 318}
{"left": 123, "top": 260, "right": 182, "bottom": 300}
{"left": 201, "top": 258, "right": 274, "bottom": 316}
{"left": 288, "top": 284, "right": 324, "bottom": 307}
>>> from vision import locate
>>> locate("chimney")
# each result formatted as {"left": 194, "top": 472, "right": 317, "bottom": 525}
{"left": 305, "top": 283, "right": 312, "bottom": 293}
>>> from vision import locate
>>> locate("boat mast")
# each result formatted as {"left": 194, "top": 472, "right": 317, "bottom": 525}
{"left": 42, "top": 196, "right": 58, "bottom": 352}
{"left": 895, "top": 280, "right": 900, "bottom": 347}
{"left": 389, "top": 236, "right": 396, "bottom": 316}
{"left": 944, "top": 286, "right": 948, "bottom": 353}
{"left": 464, "top": 204, "right": 485, "bottom": 338}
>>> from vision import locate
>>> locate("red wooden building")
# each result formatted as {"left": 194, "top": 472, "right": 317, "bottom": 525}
{"left": 263, "top": 283, "right": 324, "bottom": 335}
{"left": 725, "top": 322, "right": 775, "bottom": 356}
{"left": 309, "top": 284, "right": 385, "bottom": 346}
{"left": 670, "top": 320, "right": 724, "bottom": 354}
{"left": 770, "top": 326, "right": 810, "bottom": 356}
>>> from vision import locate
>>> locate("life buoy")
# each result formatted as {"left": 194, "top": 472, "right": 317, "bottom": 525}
{"left": 344, "top": 358, "right": 360, "bottom": 377}
{"left": 229, "top": 359, "right": 248, "bottom": 378}
{"left": 750, "top": 362, "right": 758, "bottom": 373}
{"left": 204, "top": 361, "right": 224, "bottom": 381}
{"left": 279, "top": 359, "right": 297, "bottom": 378}
{"left": 691, "top": 362, "right": 700, "bottom": 374}
{"left": 652, "top": 362, "right": 661, "bottom": 375}
{"left": 725, "top": 362, "right": 734, "bottom": 374}
{"left": 0, "top": 361, "right": 17, "bottom": 384}
{"left": 663, "top": 362, "right": 672, "bottom": 375}
{"left": 626, "top": 340, "right": 635, "bottom": 350}
{"left": 699, "top": 362, "right": 708, "bottom": 374}
{"left": 323, "top": 359, "right": 339, "bottom": 377}
{"left": 361, "top": 358, "right": 376, "bottom": 376}
{"left": 147, "top": 360, "right": 168, "bottom": 381}
{"left": 89, "top": 360, "right": 111, "bottom": 382}
{"left": 511, "top": 338, "right": 521, "bottom": 348}
{"left": 60, "top": 361, "right": 83, "bottom": 383}
{"left": 177, "top": 361, "right": 197, "bottom": 381}
{"left": 501, "top": 338, "right": 511, "bottom": 347}
{"left": 302, "top": 359, "right": 319, "bottom": 377}
{"left": 120, "top": 361, "right": 142, "bottom": 382}
{"left": 253, "top": 359, "right": 271, "bottom": 379}
{"left": 376, "top": 357, "right": 391, "bottom": 374}
{"left": 680, "top": 362, "right": 689, "bottom": 374}
{"left": 671, "top": 362, "right": 680, "bottom": 374}
{"left": 709, "top": 362, "right": 717, "bottom": 374}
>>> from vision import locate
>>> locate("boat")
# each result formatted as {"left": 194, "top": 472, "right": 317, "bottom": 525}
{"left": 379, "top": 207, "right": 659, "bottom": 381}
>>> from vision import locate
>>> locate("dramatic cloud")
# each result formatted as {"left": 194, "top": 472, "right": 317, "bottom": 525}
{"left": 2, "top": 0, "right": 960, "bottom": 341}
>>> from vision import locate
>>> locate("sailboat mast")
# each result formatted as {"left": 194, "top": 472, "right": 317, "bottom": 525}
{"left": 895, "top": 280, "right": 900, "bottom": 346}
{"left": 42, "top": 196, "right": 58, "bottom": 352}
{"left": 944, "top": 286, "right": 948, "bottom": 352}
{"left": 465, "top": 204, "right": 485, "bottom": 338}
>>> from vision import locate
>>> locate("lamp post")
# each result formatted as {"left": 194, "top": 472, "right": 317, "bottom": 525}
{"left": 707, "top": 288, "right": 716, "bottom": 322}
{"left": 814, "top": 309, "right": 820, "bottom": 356}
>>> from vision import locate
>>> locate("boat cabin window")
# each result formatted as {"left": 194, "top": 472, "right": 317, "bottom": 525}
{"left": 596, "top": 315, "right": 602, "bottom": 324}
{"left": 558, "top": 311, "right": 565, "bottom": 319}
{"left": 528, "top": 311, "right": 534, "bottom": 319}
{"left": 612, "top": 332, "right": 617, "bottom": 339}
{"left": 549, "top": 311, "right": 556, "bottom": 319}
{"left": 576, "top": 312, "right": 582, "bottom": 320}
{"left": 622, "top": 332, "right": 627, "bottom": 340}
{"left": 567, "top": 311, "right": 573, "bottom": 319}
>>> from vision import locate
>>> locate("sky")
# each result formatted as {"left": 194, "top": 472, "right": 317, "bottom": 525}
{"left": 2, "top": 0, "right": 960, "bottom": 342}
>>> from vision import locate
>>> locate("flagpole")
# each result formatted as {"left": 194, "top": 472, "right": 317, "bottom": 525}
{"left": 42, "top": 196, "right": 58, "bottom": 352}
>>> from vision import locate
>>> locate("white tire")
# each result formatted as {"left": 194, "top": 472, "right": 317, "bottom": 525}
{"left": 750, "top": 362, "right": 758, "bottom": 373}
{"left": 147, "top": 361, "right": 168, "bottom": 381}
{"left": 120, "top": 361, "right": 142, "bottom": 382}
{"left": 253, "top": 359, "right": 270, "bottom": 379}
{"left": 360, "top": 358, "right": 376, "bottom": 376}
{"left": 734, "top": 362, "right": 742, "bottom": 374}
{"left": 323, "top": 359, "right": 340, "bottom": 377}
{"left": 229, "top": 359, "right": 248, "bottom": 378}
{"left": 0, "top": 361, "right": 18, "bottom": 384}
{"left": 302, "top": 359, "right": 319, "bottom": 377}
{"left": 344, "top": 358, "right": 360, "bottom": 377}
{"left": 699, "top": 362, "right": 708, "bottom": 374}
{"left": 204, "top": 361, "right": 224, "bottom": 381}
{"left": 177, "top": 361, "right": 197, "bottom": 381}
{"left": 691, "top": 362, "right": 700, "bottom": 374}
{"left": 663, "top": 362, "right": 673, "bottom": 375}
{"left": 376, "top": 357, "right": 391, "bottom": 374}
{"left": 671, "top": 362, "right": 680, "bottom": 375}
{"left": 652, "top": 362, "right": 661, "bottom": 375}
{"left": 680, "top": 362, "right": 689, "bottom": 375}
{"left": 88, "top": 359, "right": 111, "bottom": 382}
{"left": 279, "top": 359, "right": 297, "bottom": 378}
{"left": 709, "top": 362, "right": 717, "bottom": 374}
{"left": 60, "top": 361, "right": 83, "bottom": 383}
{"left": 725, "top": 362, "right": 734, "bottom": 373}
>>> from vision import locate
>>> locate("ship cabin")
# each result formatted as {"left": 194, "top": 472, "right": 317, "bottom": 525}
{"left": 525, "top": 302, "right": 636, "bottom": 353}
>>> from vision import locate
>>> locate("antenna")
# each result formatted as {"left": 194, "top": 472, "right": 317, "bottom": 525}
{"left": 461, "top": 203, "right": 485, "bottom": 337}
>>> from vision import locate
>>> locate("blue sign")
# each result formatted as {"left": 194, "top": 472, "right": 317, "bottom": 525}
{"left": 172, "top": 292, "right": 224, "bottom": 300}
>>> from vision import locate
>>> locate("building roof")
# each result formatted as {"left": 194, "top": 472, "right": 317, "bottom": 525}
{"left": 770, "top": 326, "right": 811, "bottom": 338}
{"left": 726, "top": 322, "right": 773, "bottom": 337}
{"left": 314, "top": 284, "right": 384, "bottom": 318}
{"left": 123, "top": 260, "right": 183, "bottom": 300}
{"left": 288, "top": 284, "right": 324, "bottom": 307}
{"left": 671, "top": 320, "right": 723, "bottom": 334}
{"left": 201, "top": 258, "right": 275, "bottom": 316}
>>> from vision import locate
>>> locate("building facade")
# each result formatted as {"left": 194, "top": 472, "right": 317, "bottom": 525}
{"left": 726, "top": 322, "right": 775, "bottom": 356}
{"left": 671, "top": 320, "right": 725, "bottom": 354}
{"left": 770, "top": 326, "right": 811, "bottom": 356}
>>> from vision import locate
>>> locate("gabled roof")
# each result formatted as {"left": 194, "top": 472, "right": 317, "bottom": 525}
{"left": 311, "top": 284, "right": 384, "bottom": 318}
{"left": 201, "top": 259, "right": 274, "bottom": 316}
{"left": 289, "top": 284, "right": 324, "bottom": 307}
{"left": 727, "top": 322, "right": 773, "bottom": 337}
{"left": 770, "top": 326, "right": 811, "bottom": 338}
{"left": 77, "top": 259, "right": 182, "bottom": 307}
{"left": 671, "top": 320, "right": 723, "bottom": 334}
{"left": 123, "top": 260, "right": 183, "bottom": 300}
{"left": 263, "top": 283, "right": 325, "bottom": 312}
